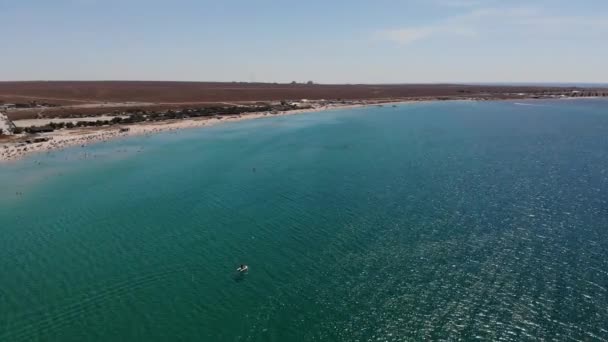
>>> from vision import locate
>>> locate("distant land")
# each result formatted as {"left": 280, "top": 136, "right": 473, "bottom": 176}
{"left": 469, "top": 82, "right": 608, "bottom": 88}
{"left": 1, "top": 81, "right": 607, "bottom": 120}
{"left": 1, "top": 81, "right": 607, "bottom": 161}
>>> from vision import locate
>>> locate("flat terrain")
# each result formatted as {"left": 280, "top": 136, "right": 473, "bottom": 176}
{"left": 1, "top": 81, "right": 606, "bottom": 120}
{"left": 0, "top": 81, "right": 574, "bottom": 103}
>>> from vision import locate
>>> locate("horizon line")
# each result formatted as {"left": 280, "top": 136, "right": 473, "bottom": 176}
{"left": 0, "top": 80, "right": 607, "bottom": 87}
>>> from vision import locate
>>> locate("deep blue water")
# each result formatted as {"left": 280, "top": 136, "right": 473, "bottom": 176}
{"left": 1, "top": 99, "right": 607, "bottom": 341}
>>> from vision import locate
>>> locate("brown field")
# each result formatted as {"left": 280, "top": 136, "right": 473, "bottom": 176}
{"left": 0, "top": 81, "right": 572, "bottom": 103}
{"left": 1, "top": 81, "right": 605, "bottom": 120}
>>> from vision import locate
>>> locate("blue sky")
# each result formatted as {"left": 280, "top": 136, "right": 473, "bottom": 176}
{"left": 1, "top": 0, "right": 607, "bottom": 83}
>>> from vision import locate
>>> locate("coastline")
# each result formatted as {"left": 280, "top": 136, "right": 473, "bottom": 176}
{"left": 0, "top": 96, "right": 603, "bottom": 163}
{"left": 0, "top": 102, "right": 374, "bottom": 163}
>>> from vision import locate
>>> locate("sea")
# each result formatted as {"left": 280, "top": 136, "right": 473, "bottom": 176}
{"left": 1, "top": 99, "right": 607, "bottom": 341}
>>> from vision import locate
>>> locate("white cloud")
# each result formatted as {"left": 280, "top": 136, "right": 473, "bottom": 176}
{"left": 376, "top": 25, "right": 475, "bottom": 45}
{"left": 376, "top": 28, "right": 434, "bottom": 45}
{"left": 376, "top": 5, "right": 608, "bottom": 46}
{"left": 433, "top": 0, "right": 491, "bottom": 8}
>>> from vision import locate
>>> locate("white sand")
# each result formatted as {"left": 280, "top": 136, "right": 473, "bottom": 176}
{"left": 0, "top": 103, "right": 376, "bottom": 162}
{"left": 0, "top": 113, "right": 15, "bottom": 135}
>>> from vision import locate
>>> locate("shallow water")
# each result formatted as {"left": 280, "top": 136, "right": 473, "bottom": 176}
{"left": 1, "top": 100, "right": 608, "bottom": 341}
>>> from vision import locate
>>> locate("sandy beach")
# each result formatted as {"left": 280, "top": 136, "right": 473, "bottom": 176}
{"left": 0, "top": 103, "right": 373, "bottom": 163}
{"left": 2, "top": 96, "right": 602, "bottom": 163}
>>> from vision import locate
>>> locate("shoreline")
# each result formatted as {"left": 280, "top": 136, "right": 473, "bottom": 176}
{"left": 0, "top": 102, "right": 374, "bottom": 163}
{"left": 0, "top": 96, "right": 604, "bottom": 163}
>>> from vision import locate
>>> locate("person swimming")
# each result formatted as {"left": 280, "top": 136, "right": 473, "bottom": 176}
{"left": 237, "top": 264, "right": 248, "bottom": 272}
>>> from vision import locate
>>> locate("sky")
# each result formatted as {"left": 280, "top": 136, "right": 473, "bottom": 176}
{"left": 1, "top": 0, "right": 607, "bottom": 83}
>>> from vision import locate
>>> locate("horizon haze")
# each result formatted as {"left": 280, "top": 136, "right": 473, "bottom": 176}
{"left": 2, "top": 0, "right": 607, "bottom": 83}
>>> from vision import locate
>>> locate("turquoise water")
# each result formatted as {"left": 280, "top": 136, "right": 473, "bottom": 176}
{"left": 1, "top": 100, "right": 608, "bottom": 341}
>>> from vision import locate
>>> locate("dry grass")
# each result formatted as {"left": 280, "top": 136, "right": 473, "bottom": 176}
{"left": 1, "top": 81, "right": 600, "bottom": 120}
